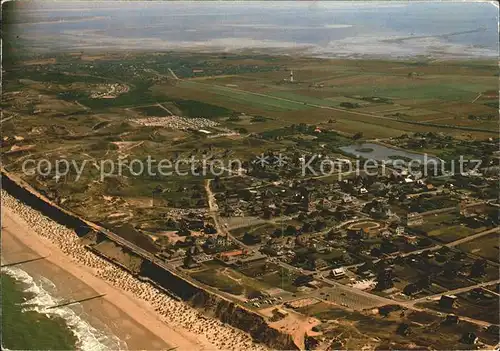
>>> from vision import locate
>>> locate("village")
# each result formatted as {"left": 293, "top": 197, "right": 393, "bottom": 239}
{"left": 135, "top": 132, "right": 500, "bottom": 349}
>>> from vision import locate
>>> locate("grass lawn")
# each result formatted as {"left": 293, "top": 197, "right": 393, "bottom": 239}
{"left": 179, "top": 81, "right": 310, "bottom": 112}
{"left": 428, "top": 225, "right": 477, "bottom": 243}
{"left": 458, "top": 232, "right": 500, "bottom": 263}
{"left": 191, "top": 264, "right": 272, "bottom": 297}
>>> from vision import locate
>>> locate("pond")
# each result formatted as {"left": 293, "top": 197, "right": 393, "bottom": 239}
{"left": 340, "top": 143, "right": 442, "bottom": 165}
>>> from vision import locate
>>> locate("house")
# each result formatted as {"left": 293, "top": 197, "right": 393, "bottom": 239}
{"left": 380, "top": 230, "right": 392, "bottom": 238}
{"left": 219, "top": 249, "right": 246, "bottom": 261}
{"left": 403, "top": 283, "right": 422, "bottom": 296}
{"left": 272, "top": 308, "right": 289, "bottom": 319}
{"left": 203, "top": 235, "right": 230, "bottom": 253}
{"left": 439, "top": 295, "right": 458, "bottom": 309}
{"left": 331, "top": 268, "right": 345, "bottom": 278}
{"left": 395, "top": 226, "right": 405, "bottom": 236}
{"left": 232, "top": 254, "right": 267, "bottom": 268}
{"left": 404, "top": 235, "right": 418, "bottom": 245}
{"left": 486, "top": 325, "right": 500, "bottom": 336}
{"left": 460, "top": 332, "right": 478, "bottom": 345}
{"left": 405, "top": 212, "right": 424, "bottom": 226}
{"left": 444, "top": 314, "right": 459, "bottom": 325}
{"left": 342, "top": 194, "right": 352, "bottom": 203}
{"left": 293, "top": 274, "right": 314, "bottom": 287}
{"left": 183, "top": 255, "right": 201, "bottom": 269}
{"left": 397, "top": 323, "right": 411, "bottom": 336}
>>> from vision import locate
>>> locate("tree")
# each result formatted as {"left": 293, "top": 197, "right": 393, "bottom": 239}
{"left": 243, "top": 232, "right": 261, "bottom": 244}
{"left": 443, "top": 261, "right": 460, "bottom": 279}
{"left": 284, "top": 225, "right": 297, "bottom": 236}
{"left": 375, "top": 268, "right": 394, "bottom": 291}
{"left": 470, "top": 259, "right": 487, "bottom": 277}
{"left": 183, "top": 252, "right": 196, "bottom": 268}
{"left": 204, "top": 224, "right": 217, "bottom": 234}
{"left": 371, "top": 247, "right": 382, "bottom": 257}
{"left": 157, "top": 236, "right": 170, "bottom": 250}
{"left": 177, "top": 225, "right": 191, "bottom": 236}
{"left": 352, "top": 132, "right": 363, "bottom": 140}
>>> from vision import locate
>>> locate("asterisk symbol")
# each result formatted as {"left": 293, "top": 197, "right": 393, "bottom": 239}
{"left": 276, "top": 153, "right": 288, "bottom": 167}
{"left": 254, "top": 153, "right": 270, "bottom": 167}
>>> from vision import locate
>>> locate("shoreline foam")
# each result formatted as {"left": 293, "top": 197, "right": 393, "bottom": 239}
{"left": 1, "top": 190, "right": 267, "bottom": 351}
{"left": 1, "top": 266, "right": 124, "bottom": 351}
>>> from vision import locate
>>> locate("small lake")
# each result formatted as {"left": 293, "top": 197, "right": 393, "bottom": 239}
{"left": 340, "top": 143, "right": 442, "bottom": 165}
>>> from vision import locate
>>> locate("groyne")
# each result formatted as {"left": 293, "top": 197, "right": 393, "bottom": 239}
{"left": 1, "top": 170, "right": 298, "bottom": 350}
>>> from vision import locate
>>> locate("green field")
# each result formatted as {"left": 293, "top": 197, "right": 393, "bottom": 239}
{"left": 178, "top": 81, "right": 311, "bottom": 112}
{"left": 191, "top": 262, "right": 271, "bottom": 297}
{"left": 458, "top": 232, "right": 500, "bottom": 263}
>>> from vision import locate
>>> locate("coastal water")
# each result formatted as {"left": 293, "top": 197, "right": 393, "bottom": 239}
{"left": 1, "top": 266, "right": 124, "bottom": 351}
{"left": 8, "top": 1, "right": 499, "bottom": 58}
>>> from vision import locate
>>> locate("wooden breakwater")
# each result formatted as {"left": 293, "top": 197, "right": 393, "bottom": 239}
{"left": 1, "top": 170, "right": 298, "bottom": 350}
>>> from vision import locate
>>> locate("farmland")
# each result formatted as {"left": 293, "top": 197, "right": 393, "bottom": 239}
{"left": 2, "top": 49, "right": 499, "bottom": 350}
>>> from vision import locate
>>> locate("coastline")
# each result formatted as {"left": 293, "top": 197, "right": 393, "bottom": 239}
{"left": 1, "top": 206, "right": 187, "bottom": 350}
{"left": 1, "top": 191, "right": 264, "bottom": 351}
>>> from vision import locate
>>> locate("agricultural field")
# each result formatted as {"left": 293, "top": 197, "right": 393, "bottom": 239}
{"left": 458, "top": 232, "right": 500, "bottom": 263}
{"left": 2, "top": 52, "right": 497, "bottom": 240}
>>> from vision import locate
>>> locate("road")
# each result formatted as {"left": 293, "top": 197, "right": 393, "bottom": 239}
{"left": 471, "top": 93, "right": 482, "bottom": 103}
{"left": 204, "top": 178, "right": 252, "bottom": 251}
{"left": 408, "top": 278, "right": 500, "bottom": 305}
{"left": 156, "top": 103, "right": 174, "bottom": 115}
{"left": 168, "top": 68, "right": 180, "bottom": 80}
{"left": 386, "top": 226, "right": 500, "bottom": 260}
{"left": 447, "top": 226, "right": 499, "bottom": 247}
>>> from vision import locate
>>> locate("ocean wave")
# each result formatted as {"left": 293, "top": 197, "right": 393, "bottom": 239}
{"left": 1, "top": 266, "right": 126, "bottom": 351}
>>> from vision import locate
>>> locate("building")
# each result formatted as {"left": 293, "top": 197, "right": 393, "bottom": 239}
{"left": 203, "top": 235, "right": 230, "bottom": 253}
{"left": 273, "top": 308, "right": 288, "bottom": 318}
{"left": 219, "top": 249, "right": 246, "bottom": 261}
{"left": 460, "top": 201, "right": 489, "bottom": 218}
{"left": 439, "top": 295, "right": 458, "bottom": 309}
{"left": 445, "top": 314, "right": 459, "bottom": 325}
{"left": 331, "top": 268, "right": 345, "bottom": 278}
{"left": 397, "top": 323, "right": 411, "bottom": 336}
{"left": 342, "top": 194, "right": 352, "bottom": 203}
{"left": 347, "top": 224, "right": 380, "bottom": 239}
{"left": 405, "top": 212, "right": 424, "bottom": 226}
{"left": 460, "top": 332, "right": 478, "bottom": 345}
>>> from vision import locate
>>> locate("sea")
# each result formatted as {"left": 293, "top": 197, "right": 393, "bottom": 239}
{"left": 1, "top": 266, "right": 124, "bottom": 351}
{"left": 6, "top": 1, "right": 499, "bottom": 59}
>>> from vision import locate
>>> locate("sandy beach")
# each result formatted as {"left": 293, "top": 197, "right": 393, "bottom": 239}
{"left": 1, "top": 190, "right": 267, "bottom": 351}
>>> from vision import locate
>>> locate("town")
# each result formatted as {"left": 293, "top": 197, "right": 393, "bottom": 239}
{"left": 2, "top": 47, "right": 499, "bottom": 350}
